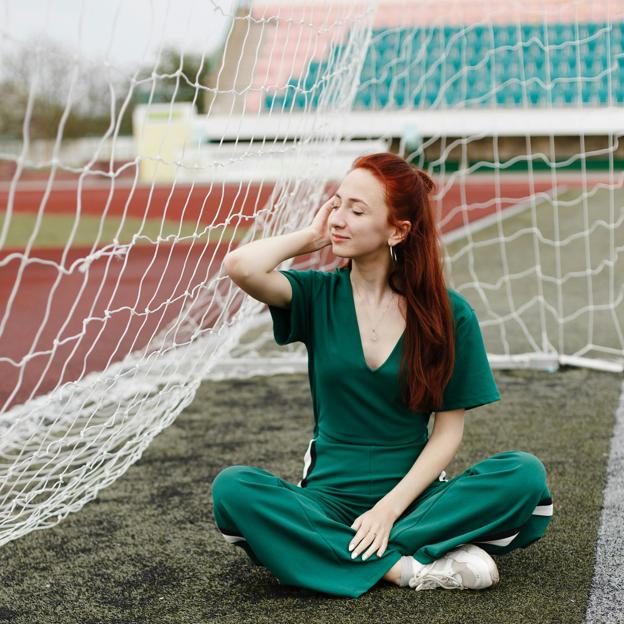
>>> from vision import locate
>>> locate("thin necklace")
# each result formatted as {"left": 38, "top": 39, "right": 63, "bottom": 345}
{"left": 351, "top": 276, "right": 396, "bottom": 342}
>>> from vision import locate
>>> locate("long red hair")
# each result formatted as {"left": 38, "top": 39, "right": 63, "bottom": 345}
{"left": 339, "top": 152, "right": 455, "bottom": 413}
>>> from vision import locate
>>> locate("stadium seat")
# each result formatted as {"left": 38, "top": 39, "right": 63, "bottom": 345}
{"left": 261, "top": 20, "right": 624, "bottom": 111}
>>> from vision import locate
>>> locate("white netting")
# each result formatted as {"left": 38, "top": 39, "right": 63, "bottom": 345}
{"left": 0, "top": 0, "right": 623, "bottom": 546}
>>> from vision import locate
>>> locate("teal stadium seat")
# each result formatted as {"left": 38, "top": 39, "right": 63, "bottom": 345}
{"left": 263, "top": 21, "right": 624, "bottom": 111}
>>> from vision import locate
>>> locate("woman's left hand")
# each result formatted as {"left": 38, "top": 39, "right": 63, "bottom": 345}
{"left": 348, "top": 503, "right": 397, "bottom": 560}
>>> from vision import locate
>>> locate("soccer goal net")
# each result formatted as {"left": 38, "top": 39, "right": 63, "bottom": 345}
{"left": 0, "top": 0, "right": 622, "bottom": 546}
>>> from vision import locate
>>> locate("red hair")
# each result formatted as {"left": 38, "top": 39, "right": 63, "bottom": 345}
{"left": 339, "top": 152, "right": 455, "bottom": 412}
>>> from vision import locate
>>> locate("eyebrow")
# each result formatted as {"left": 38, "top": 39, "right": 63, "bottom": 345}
{"left": 335, "top": 192, "right": 369, "bottom": 208}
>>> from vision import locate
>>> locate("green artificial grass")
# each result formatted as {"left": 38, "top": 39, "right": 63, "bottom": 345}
{"left": 0, "top": 212, "right": 251, "bottom": 249}
{"left": 0, "top": 366, "right": 620, "bottom": 623}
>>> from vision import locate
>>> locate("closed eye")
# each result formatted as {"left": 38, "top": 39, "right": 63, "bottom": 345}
{"left": 332, "top": 202, "right": 364, "bottom": 215}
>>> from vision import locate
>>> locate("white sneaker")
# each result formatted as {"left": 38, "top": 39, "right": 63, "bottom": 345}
{"left": 408, "top": 544, "right": 500, "bottom": 591}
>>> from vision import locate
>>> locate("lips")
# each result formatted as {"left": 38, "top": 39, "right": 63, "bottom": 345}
{"left": 331, "top": 234, "right": 349, "bottom": 241}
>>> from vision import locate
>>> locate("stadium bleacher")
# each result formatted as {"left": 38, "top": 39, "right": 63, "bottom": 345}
{"left": 263, "top": 21, "right": 624, "bottom": 111}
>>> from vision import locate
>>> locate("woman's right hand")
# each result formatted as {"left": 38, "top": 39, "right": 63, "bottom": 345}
{"left": 307, "top": 194, "right": 339, "bottom": 251}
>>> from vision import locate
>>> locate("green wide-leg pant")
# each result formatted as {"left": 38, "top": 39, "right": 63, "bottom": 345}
{"left": 211, "top": 450, "right": 553, "bottom": 599}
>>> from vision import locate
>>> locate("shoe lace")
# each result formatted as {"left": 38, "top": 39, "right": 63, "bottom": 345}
{"left": 408, "top": 571, "right": 464, "bottom": 591}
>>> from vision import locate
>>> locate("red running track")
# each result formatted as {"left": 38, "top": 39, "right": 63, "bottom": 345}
{"left": 0, "top": 243, "right": 232, "bottom": 410}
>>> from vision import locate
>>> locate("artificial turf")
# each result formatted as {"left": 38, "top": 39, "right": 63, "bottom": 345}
{"left": 0, "top": 365, "right": 620, "bottom": 624}
{"left": 0, "top": 212, "right": 250, "bottom": 249}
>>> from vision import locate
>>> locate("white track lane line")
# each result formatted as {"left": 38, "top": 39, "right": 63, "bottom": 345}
{"left": 585, "top": 379, "right": 624, "bottom": 624}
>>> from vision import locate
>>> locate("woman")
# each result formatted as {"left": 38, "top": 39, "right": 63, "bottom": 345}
{"left": 211, "top": 152, "right": 553, "bottom": 599}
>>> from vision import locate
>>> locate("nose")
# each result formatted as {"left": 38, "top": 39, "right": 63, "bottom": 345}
{"left": 328, "top": 206, "right": 346, "bottom": 229}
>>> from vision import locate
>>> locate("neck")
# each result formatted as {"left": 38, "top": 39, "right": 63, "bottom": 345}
{"left": 349, "top": 256, "right": 393, "bottom": 305}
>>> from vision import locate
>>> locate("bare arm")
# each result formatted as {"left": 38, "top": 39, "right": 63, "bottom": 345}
{"left": 225, "top": 227, "right": 321, "bottom": 276}
{"left": 376, "top": 409, "right": 465, "bottom": 520}
{"left": 223, "top": 228, "right": 319, "bottom": 309}
{"left": 223, "top": 197, "right": 335, "bottom": 308}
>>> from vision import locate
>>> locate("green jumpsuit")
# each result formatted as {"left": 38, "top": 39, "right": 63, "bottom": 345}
{"left": 211, "top": 266, "right": 553, "bottom": 598}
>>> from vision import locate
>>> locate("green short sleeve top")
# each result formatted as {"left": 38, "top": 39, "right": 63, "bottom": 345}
{"left": 268, "top": 266, "right": 500, "bottom": 447}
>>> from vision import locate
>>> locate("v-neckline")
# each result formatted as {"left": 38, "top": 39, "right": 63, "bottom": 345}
{"left": 344, "top": 268, "right": 405, "bottom": 373}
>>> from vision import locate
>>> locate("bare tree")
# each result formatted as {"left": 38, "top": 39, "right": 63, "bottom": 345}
{"left": 0, "top": 37, "right": 214, "bottom": 141}
{"left": 0, "top": 36, "right": 131, "bottom": 140}
{"left": 134, "top": 46, "right": 212, "bottom": 114}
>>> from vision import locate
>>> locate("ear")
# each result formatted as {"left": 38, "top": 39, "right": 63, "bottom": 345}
{"left": 389, "top": 220, "right": 411, "bottom": 246}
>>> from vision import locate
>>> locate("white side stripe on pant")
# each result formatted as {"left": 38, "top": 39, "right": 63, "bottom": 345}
{"left": 532, "top": 502, "right": 553, "bottom": 516}
{"left": 297, "top": 437, "right": 316, "bottom": 488}
{"left": 220, "top": 531, "right": 247, "bottom": 544}
{"left": 475, "top": 499, "right": 553, "bottom": 547}
{"left": 476, "top": 532, "right": 520, "bottom": 547}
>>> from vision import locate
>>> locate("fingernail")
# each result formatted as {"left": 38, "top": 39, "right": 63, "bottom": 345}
{"left": 348, "top": 544, "right": 353, "bottom": 551}
{"left": 362, "top": 555, "right": 368, "bottom": 560}
{"left": 351, "top": 552, "right": 356, "bottom": 559}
